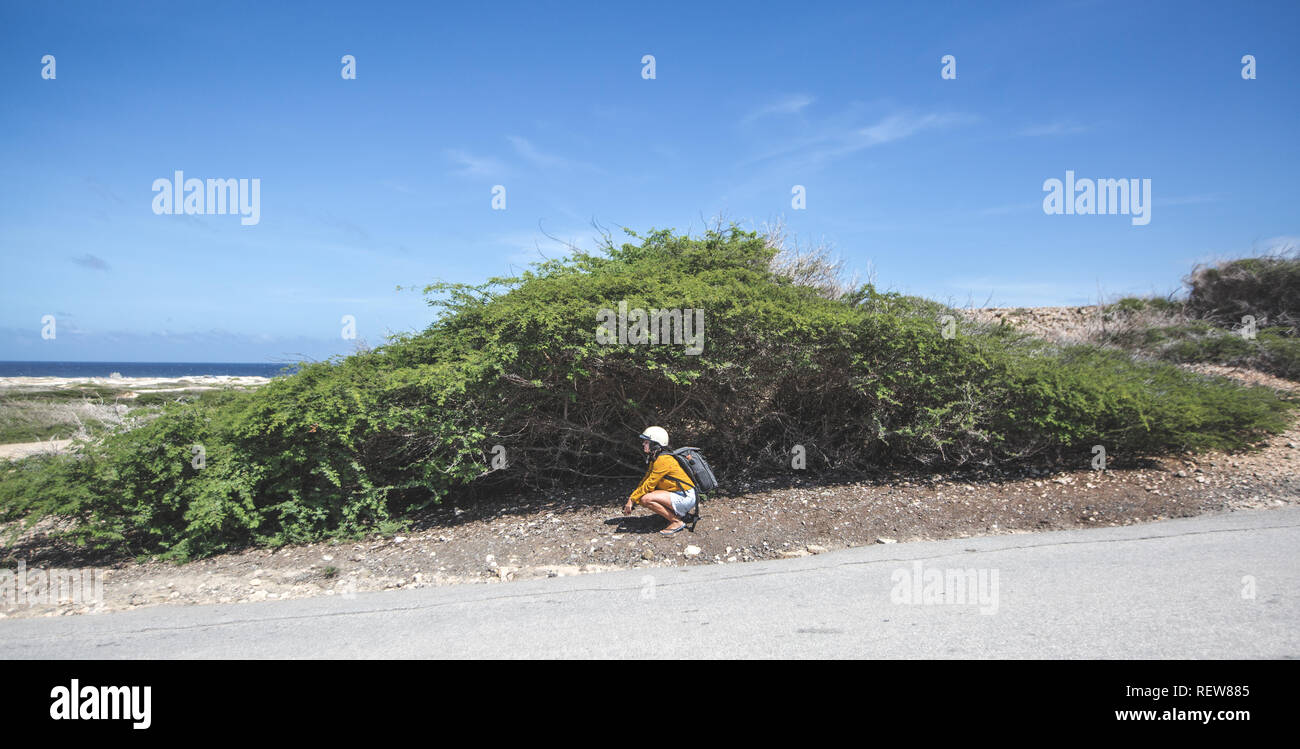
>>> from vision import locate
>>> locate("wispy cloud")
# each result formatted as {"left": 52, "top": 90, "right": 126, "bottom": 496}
{"left": 858, "top": 113, "right": 966, "bottom": 146}
{"left": 742, "top": 111, "right": 976, "bottom": 172}
{"left": 507, "top": 136, "right": 567, "bottom": 169}
{"left": 382, "top": 180, "right": 416, "bottom": 195}
{"left": 741, "top": 94, "right": 815, "bottom": 124}
{"left": 506, "top": 136, "right": 600, "bottom": 172}
{"left": 446, "top": 138, "right": 598, "bottom": 177}
{"left": 446, "top": 149, "right": 508, "bottom": 178}
{"left": 70, "top": 253, "right": 110, "bottom": 271}
{"left": 1019, "top": 121, "right": 1089, "bottom": 137}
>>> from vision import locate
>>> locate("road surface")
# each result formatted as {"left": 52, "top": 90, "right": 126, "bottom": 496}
{"left": 2, "top": 507, "right": 1296, "bottom": 658}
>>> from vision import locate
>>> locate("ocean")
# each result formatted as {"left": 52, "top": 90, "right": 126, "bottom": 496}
{"left": 0, "top": 361, "right": 299, "bottom": 378}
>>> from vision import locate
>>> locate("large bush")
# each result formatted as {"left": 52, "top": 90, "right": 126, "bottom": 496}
{"left": 1184, "top": 252, "right": 1300, "bottom": 331}
{"left": 2, "top": 227, "right": 1292, "bottom": 559}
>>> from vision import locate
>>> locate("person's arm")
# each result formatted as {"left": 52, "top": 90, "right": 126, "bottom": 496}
{"left": 629, "top": 455, "right": 672, "bottom": 503}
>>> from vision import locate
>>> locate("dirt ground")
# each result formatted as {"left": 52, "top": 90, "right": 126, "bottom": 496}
{"left": 1, "top": 349, "right": 1297, "bottom": 620}
{"left": 0, "top": 440, "right": 72, "bottom": 461}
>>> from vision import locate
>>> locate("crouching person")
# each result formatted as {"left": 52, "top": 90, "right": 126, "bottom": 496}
{"left": 622, "top": 426, "right": 696, "bottom": 535}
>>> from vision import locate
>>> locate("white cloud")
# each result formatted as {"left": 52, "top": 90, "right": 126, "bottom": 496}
{"left": 741, "top": 110, "right": 976, "bottom": 173}
{"left": 742, "top": 94, "right": 815, "bottom": 124}
{"left": 446, "top": 149, "right": 508, "bottom": 178}
{"left": 382, "top": 180, "right": 416, "bottom": 195}
{"left": 857, "top": 113, "right": 966, "bottom": 146}
{"left": 506, "top": 136, "right": 600, "bottom": 172}
{"left": 507, "top": 136, "right": 566, "bottom": 169}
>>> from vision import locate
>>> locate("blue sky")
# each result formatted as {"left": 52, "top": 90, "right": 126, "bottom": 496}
{"left": 1, "top": 0, "right": 1296, "bottom": 362}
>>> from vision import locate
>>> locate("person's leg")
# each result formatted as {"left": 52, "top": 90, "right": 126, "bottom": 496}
{"left": 640, "top": 490, "right": 685, "bottom": 530}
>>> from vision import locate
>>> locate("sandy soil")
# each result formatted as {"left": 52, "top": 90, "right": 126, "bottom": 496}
{"left": 963, "top": 306, "right": 1105, "bottom": 343}
{"left": 0, "top": 440, "right": 74, "bottom": 461}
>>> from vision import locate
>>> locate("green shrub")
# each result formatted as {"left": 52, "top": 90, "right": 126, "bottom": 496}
{"left": 1101, "top": 273, "right": 1300, "bottom": 380}
{"left": 1257, "top": 329, "right": 1300, "bottom": 380}
{"left": 1184, "top": 252, "right": 1300, "bottom": 330}
{"left": 1111, "top": 296, "right": 1184, "bottom": 315}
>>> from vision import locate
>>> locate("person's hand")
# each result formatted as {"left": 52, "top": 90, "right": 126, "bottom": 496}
{"left": 622, "top": 499, "right": 634, "bottom": 516}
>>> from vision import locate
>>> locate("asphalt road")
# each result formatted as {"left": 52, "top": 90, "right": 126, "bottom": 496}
{"left": 3, "top": 507, "right": 1296, "bottom": 658}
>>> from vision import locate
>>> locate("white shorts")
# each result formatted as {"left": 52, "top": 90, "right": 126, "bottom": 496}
{"left": 669, "top": 487, "right": 697, "bottom": 518}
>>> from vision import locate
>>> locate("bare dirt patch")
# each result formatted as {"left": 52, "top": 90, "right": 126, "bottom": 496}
{"left": 0, "top": 440, "right": 73, "bottom": 461}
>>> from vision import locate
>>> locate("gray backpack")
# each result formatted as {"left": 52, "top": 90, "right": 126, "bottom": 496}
{"left": 664, "top": 446, "right": 716, "bottom": 532}
{"left": 667, "top": 446, "right": 717, "bottom": 495}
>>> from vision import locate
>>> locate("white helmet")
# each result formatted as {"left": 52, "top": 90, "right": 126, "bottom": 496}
{"left": 639, "top": 426, "right": 669, "bottom": 447}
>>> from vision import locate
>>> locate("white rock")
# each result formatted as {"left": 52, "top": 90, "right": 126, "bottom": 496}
{"left": 876, "top": 538, "right": 897, "bottom": 544}
{"left": 684, "top": 545, "right": 702, "bottom": 556}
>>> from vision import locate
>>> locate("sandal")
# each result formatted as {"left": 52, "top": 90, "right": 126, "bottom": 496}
{"left": 659, "top": 524, "right": 687, "bottom": 535}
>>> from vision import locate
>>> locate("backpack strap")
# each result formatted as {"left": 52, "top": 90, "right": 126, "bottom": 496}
{"left": 663, "top": 473, "right": 695, "bottom": 492}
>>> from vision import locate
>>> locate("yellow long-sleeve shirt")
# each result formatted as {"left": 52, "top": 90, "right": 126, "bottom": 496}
{"left": 629, "top": 453, "right": 694, "bottom": 503}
